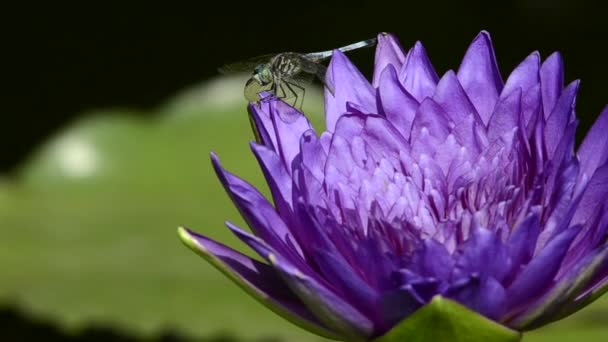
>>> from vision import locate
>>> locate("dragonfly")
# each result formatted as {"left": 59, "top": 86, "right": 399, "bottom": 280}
{"left": 219, "top": 38, "right": 377, "bottom": 109}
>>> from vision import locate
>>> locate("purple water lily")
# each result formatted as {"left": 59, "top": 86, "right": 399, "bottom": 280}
{"left": 179, "top": 31, "right": 608, "bottom": 340}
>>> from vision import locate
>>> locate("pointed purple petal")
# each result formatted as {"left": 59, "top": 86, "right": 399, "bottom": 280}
{"left": 410, "top": 98, "right": 451, "bottom": 156}
{"left": 250, "top": 142, "right": 293, "bottom": 217}
{"left": 577, "top": 105, "right": 608, "bottom": 183}
{"left": 408, "top": 239, "right": 454, "bottom": 281}
{"left": 248, "top": 102, "right": 277, "bottom": 150}
{"left": 506, "top": 214, "right": 541, "bottom": 283}
{"left": 544, "top": 80, "right": 580, "bottom": 158}
{"left": 454, "top": 226, "right": 511, "bottom": 283}
{"left": 560, "top": 206, "right": 608, "bottom": 282}
{"left": 446, "top": 275, "right": 507, "bottom": 320}
{"left": 540, "top": 52, "right": 565, "bottom": 119}
{"left": 177, "top": 227, "right": 338, "bottom": 339}
{"left": 360, "top": 114, "right": 411, "bottom": 167}
{"left": 312, "top": 248, "right": 379, "bottom": 319}
{"left": 297, "top": 130, "right": 329, "bottom": 183}
{"left": 541, "top": 155, "right": 579, "bottom": 244}
{"left": 325, "top": 50, "right": 376, "bottom": 132}
{"left": 399, "top": 41, "right": 439, "bottom": 102}
{"left": 572, "top": 163, "right": 608, "bottom": 226}
{"left": 325, "top": 115, "right": 365, "bottom": 183}
{"left": 227, "top": 224, "right": 374, "bottom": 339}
{"left": 457, "top": 31, "right": 504, "bottom": 124}
{"left": 247, "top": 99, "right": 314, "bottom": 171}
{"left": 506, "top": 226, "right": 580, "bottom": 316}
{"left": 487, "top": 88, "right": 522, "bottom": 143}
{"left": 432, "top": 70, "right": 484, "bottom": 153}
{"left": 372, "top": 32, "right": 407, "bottom": 87}
{"left": 502, "top": 52, "right": 541, "bottom": 98}
{"left": 522, "top": 84, "right": 542, "bottom": 127}
{"left": 378, "top": 64, "right": 419, "bottom": 140}
{"left": 211, "top": 153, "right": 304, "bottom": 260}
{"left": 509, "top": 246, "right": 608, "bottom": 330}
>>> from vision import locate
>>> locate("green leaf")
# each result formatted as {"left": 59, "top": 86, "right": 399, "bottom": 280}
{"left": 373, "top": 296, "right": 522, "bottom": 342}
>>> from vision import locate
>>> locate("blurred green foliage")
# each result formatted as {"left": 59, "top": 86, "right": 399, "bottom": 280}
{"left": 0, "top": 79, "right": 606, "bottom": 341}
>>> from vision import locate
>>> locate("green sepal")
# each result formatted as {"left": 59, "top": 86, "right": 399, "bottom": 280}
{"left": 373, "top": 296, "right": 522, "bottom": 342}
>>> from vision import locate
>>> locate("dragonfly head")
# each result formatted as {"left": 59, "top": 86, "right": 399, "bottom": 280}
{"left": 252, "top": 63, "right": 273, "bottom": 86}
{"left": 243, "top": 63, "right": 274, "bottom": 102}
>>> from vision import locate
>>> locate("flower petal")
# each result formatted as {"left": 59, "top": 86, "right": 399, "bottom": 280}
{"left": 453, "top": 225, "right": 511, "bottom": 284}
{"left": 540, "top": 52, "right": 565, "bottom": 119}
{"left": 248, "top": 99, "right": 314, "bottom": 171}
{"left": 446, "top": 275, "right": 507, "bottom": 320}
{"left": 506, "top": 213, "right": 541, "bottom": 283}
{"left": 571, "top": 162, "right": 608, "bottom": 226}
{"left": 248, "top": 101, "right": 276, "bottom": 149}
{"left": 410, "top": 98, "right": 450, "bottom": 149}
{"left": 577, "top": 105, "right": 608, "bottom": 183}
{"left": 505, "top": 226, "right": 580, "bottom": 317}
{"left": 361, "top": 114, "right": 411, "bottom": 168}
{"left": 433, "top": 70, "right": 484, "bottom": 153}
{"left": 408, "top": 239, "right": 454, "bottom": 281}
{"left": 522, "top": 84, "right": 542, "bottom": 127}
{"left": 228, "top": 224, "right": 375, "bottom": 339}
{"left": 325, "top": 50, "right": 376, "bottom": 132}
{"left": 373, "top": 32, "right": 407, "bottom": 87}
{"left": 312, "top": 248, "right": 380, "bottom": 319}
{"left": 508, "top": 246, "right": 608, "bottom": 330}
{"left": 457, "top": 31, "right": 504, "bottom": 124}
{"left": 487, "top": 88, "right": 522, "bottom": 144}
{"left": 501, "top": 52, "right": 541, "bottom": 97}
{"left": 177, "top": 227, "right": 338, "bottom": 339}
{"left": 296, "top": 130, "right": 330, "bottom": 182}
{"left": 378, "top": 64, "right": 419, "bottom": 140}
{"left": 398, "top": 41, "right": 439, "bottom": 102}
{"left": 544, "top": 80, "right": 580, "bottom": 158}
{"left": 250, "top": 142, "right": 293, "bottom": 217}
{"left": 211, "top": 152, "right": 304, "bottom": 261}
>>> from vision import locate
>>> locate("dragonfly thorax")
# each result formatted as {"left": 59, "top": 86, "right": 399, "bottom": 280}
{"left": 269, "top": 53, "right": 303, "bottom": 78}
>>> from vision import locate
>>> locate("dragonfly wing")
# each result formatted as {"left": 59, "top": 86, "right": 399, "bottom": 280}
{"left": 286, "top": 66, "right": 334, "bottom": 96}
{"left": 313, "top": 64, "right": 334, "bottom": 95}
{"left": 295, "top": 65, "right": 334, "bottom": 95}
{"left": 218, "top": 53, "right": 277, "bottom": 74}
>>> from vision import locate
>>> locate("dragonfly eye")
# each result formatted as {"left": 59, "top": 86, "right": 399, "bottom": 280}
{"left": 254, "top": 64, "right": 269, "bottom": 76}
{"left": 253, "top": 64, "right": 273, "bottom": 85}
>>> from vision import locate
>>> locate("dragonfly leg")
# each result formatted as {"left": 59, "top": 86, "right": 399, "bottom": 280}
{"left": 283, "top": 82, "right": 298, "bottom": 108}
{"left": 278, "top": 82, "right": 288, "bottom": 100}
{"left": 274, "top": 76, "right": 290, "bottom": 100}
{"left": 270, "top": 82, "right": 278, "bottom": 100}
{"left": 285, "top": 81, "right": 305, "bottom": 110}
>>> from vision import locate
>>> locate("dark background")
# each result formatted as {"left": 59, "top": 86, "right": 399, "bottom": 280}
{"left": 3, "top": 1, "right": 608, "bottom": 173}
